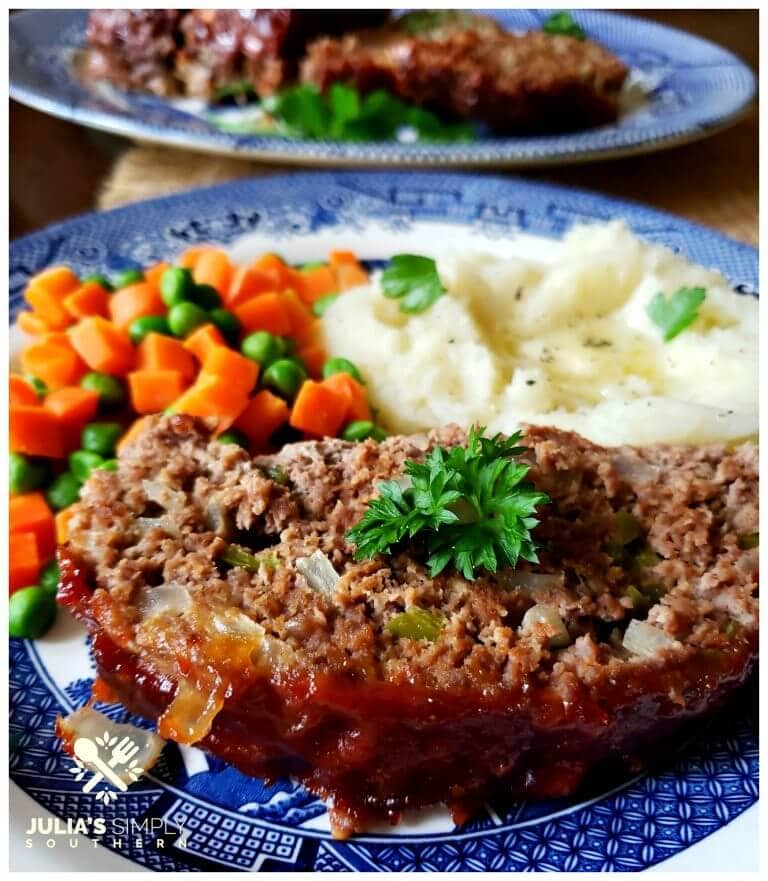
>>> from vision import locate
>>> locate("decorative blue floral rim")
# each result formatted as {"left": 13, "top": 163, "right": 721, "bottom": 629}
{"left": 9, "top": 172, "right": 758, "bottom": 871}
{"left": 9, "top": 9, "right": 756, "bottom": 166}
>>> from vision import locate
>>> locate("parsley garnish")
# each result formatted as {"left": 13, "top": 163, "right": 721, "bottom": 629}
{"left": 381, "top": 254, "right": 446, "bottom": 314}
{"left": 542, "top": 12, "right": 586, "bottom": 40}
{"left": 646, "top": 286, "right": 706, "bottom": 341}
{"left": 346, "top": 427, "right": 549, "bottom": 580}
{"left": 260, "top": 83, "right": 474, "bottom": 143}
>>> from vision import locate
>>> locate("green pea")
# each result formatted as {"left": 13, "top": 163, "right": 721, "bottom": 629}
{"left": 69, "top": 450, "right": 105, "bottom": 482}
{"left": 160, "top": 266, "right": 194, "bottom": 307}
{"left": 312, "top": 293, "right": 339, "bottom": 317}
{"left": 168, "top": 302, "right": 208, "bottom": 338}
{"left": 241, "top": 331, "right": 281, "bottom": 366}
{"left": 98, "top": 459, "right": 119, "bottom": 472}
{"left": 189, "top": 283, "right": 221, "bottom": 310}
{"left": 370, "top": 426, "right": 387, "bottom": 442}
{"left": 208, "top": 307, "right": 240, "bottom": 341}
{"left": 113, "top": 268, "right": 144, "bottom": 288}
{"left": 10, "top": 453, "right": 49, "bottom": 494}
{"left": 82, "top": 273, "right": 113, "bottom": 292}
{"left": 40, "top": 559, "right": 60, "bottom": 595}
{"left": 9, "top": 586, "right": 57, "bottom": 639}
{"left": 341, "top": 420, "right": 376, "bottom": 442}
{"left": 261, "top": 358, "right": 307, "bottom": 399}
{"left": 217, "top": 429, "right": 249, "bottom": 448}
{"left": 129, "top": 315, "right": 171, "bottom": 345}
{"left": 46, "top": 472, "right": 82, "bottom": 510}
{"left": 322, "top": 356, "right": 364, "bottom": 384}
{"left": 80, "top": 372, "right": 126, "bottom": 409}
{"left": 299, "top": 260, "right": 328, "bottom": 271}
{"left": 23, "top": 374, "right": 47, "bottom": 399}
{"left": 81, "top": 422, "right": 123, "bottom": 457}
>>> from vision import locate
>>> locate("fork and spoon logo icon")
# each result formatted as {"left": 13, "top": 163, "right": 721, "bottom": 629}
{"left": 69, "top": 732, "right": 146, "bottom": 801}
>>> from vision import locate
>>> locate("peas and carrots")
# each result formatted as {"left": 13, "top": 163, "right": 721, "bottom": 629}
{"left": 11, "top": 247, "right": 380, "bottom": 640}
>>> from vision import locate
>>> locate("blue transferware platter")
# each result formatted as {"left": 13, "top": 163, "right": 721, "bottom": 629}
{"left": 9, "top": 9, "right": 756, "bottom": 167}
{"left": 9, "top": 172, "right": 758, "bottom": 872}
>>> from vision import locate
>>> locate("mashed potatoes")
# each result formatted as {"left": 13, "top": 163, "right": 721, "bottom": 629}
{"left": 322, "top": 222, "right": 757, "bottom": 446}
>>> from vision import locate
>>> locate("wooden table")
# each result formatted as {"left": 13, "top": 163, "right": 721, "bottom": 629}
{"left": 10, "top": 10, "right": 758, "bottom": 245}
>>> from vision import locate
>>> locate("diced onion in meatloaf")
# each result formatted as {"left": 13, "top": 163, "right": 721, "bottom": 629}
{"left": 296, "top": 549, "right": 340, "bottom": 597}
{"left": 623, "top": 619, "right": 679, "bottom": 657}
{"left": 520, "top": 603, "right": 570, "bottom": 647}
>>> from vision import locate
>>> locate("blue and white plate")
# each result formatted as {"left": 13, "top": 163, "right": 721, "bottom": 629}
{"left": 9, "top": 172, "right": 758, "bottom": 872}
{"left": 9, "top": 9, "right": 756, "bottom": 167}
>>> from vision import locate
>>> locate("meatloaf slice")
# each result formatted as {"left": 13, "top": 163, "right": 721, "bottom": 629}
{"left": 84, "top": 10, "right": 184, "bottom": 97}
{"left": 301, "top": 11, "right": 629, "bottom": 133}
{"left": 59, "top": 415, "right": 758, "bottom": 836}
{"left": 175, "top": 10, "right": 391, "bottom": 99}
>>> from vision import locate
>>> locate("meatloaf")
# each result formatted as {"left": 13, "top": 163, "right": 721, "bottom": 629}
{"left": 84, "top": 10, "right": 390, "bottom": 100}
{"left": 301, "top": 11, "right": 629, "bottom": 133}
{"left": 58, "top": 415, "right": 758, "bottom": 836}
{"left": 84, "top": 9, "right": 184, "bottom": 97}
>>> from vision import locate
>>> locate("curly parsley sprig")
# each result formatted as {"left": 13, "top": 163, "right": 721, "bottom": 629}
{"left": 346, "top": 427, "right": 549, "bottom": 580}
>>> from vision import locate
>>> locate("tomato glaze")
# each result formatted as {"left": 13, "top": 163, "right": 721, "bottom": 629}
{"left": 57, "top": 548, "right": 756, "bottom": 837}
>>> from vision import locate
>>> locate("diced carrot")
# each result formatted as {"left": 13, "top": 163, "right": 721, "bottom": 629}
{"left": 193, "top": 248, "right": 232, "bottom": 294}
{"left": 26, "top": 266, "right": 81, "bottom": 297}
{"left": 328, "top": 250, "right": 360, "bottom": 267}
{"left": 297, "top": 343, "right": 326, "bottom": 378}
{"left": 177, "top": 246, "right": 208, "bottom": 270}
{"left": 172, "top": 375, "right": 249, "bottom": 433}
{"left": 10, "top": 405, "right": 65, "bottom": 458}
{"left": 144, "top": 261, "right": 170, "bottom": 287}
{"left": 235, "top": 293, "right": 293, "bottom": 336}
{"left": 17, "top": 311, "right": 51, "bottom": 335}
{"left": 10, "top": 374, "right": 40, "bottom": 406}
{"left": 138, "top": 332, "right": 196, "bottom": 381}
{"left": 9, "top": 532, "right": 41, "bottom": 593}
{"left": 183, "top": 323, "right": 226, "bottom": 363}
{"left": 322, "top": 372, "right": 371, "bottom": 422}
{"left": 23, "top": 267, "right": 80, "bottom": 330}
{"left": 128, "top": 369, "right": 188, "bottom": 414}
{"left": 108, "top": 282, "right": 165, "bottom": 329}
{"left": 281, "top": 290, "right": 314, "bottom": 337}
{"left": 39, "top": 331, "right": 72, "bottom": 348}
{"left": 251, "top": 253, "right": 293, "bottom": 290}
{"left": 10, "top": 492, "right": 56, "bottom": 559}
{"left": 234, "top": 390, "right": 290, "bottom": 452}
{"left": 200, "top": 346, "right": 258, "bottom": 395}
{"left": 44, "top": 386, "right": 100, "bottom": 452}
{"left": 24, "top": 287, "right": 73, "bottom": 330}
{"left": 44, "top": 386, "right": 100, "bottom": 427}
{"left": 55, "top": 507, "right": 75, "bottom": 545}
{"left": 289, "top": 379, "right": 348, "bottom": 438}
{"left": 295, "top": 264, "right": 337, "bottom": 305}
{"left": 62, "top": 282, "right": 110, "bottom": 319}
{"left": 225, "top": 266, "right": 274, "bottom": 308}
{"left": 20, "top": 337, "right": 86, "bottom": 390}
{"left": 329, "top": 250, "right": 369, "bottom": 288}
{"left": 116, "top": 415, "right": 153, "bottom": 453}
{"left": 294, "top": 317, "right": 323, "bottom": 348}
{"left": 70, "top": 316, "right": 135, "bottom": 375}
{"left": 335, "top": 262, "right": 369, "bottom": 291}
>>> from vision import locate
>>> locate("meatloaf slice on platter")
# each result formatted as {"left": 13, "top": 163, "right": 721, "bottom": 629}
{"left": 84, "top": 9, "right": 390, "bottom": 100}
{"left": 301, "top": 11, "right": 629, "bottom": 133}
{"left": 58, "top": 415, "right": 758, "bottom": 837}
